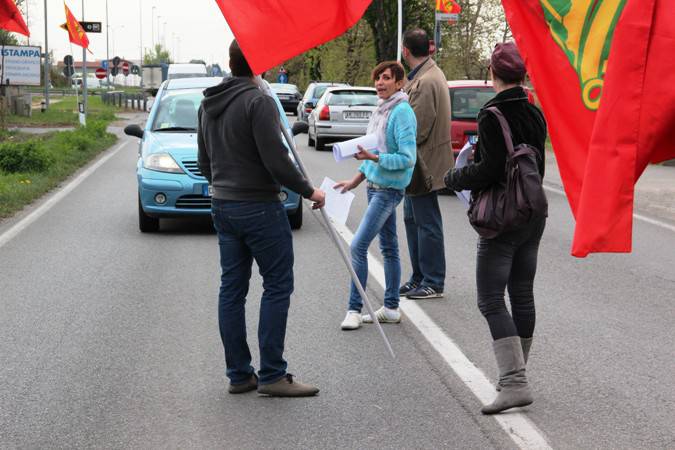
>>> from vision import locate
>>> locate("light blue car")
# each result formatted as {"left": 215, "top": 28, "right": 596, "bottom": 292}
{"left": 124, "top": 76, "right": 306, "bottom": 232}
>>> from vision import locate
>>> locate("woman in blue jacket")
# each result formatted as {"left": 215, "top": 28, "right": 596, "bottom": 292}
{"left": 335, "top": 61, "right": 417, "bottom": 331}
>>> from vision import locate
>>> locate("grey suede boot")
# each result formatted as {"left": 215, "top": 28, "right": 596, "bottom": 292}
{"left": 482, "top": 336, "right": 533, "bottom": 415}
{"left": 497, "top": 336, "right": 532, "bottom": 391}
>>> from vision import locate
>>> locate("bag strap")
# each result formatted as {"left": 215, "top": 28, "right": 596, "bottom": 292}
{"left": 485, "top": 106, "right": 515, "bottom": 157}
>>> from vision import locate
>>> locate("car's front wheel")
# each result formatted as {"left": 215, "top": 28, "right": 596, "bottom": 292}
{"left": 287, "top": 201, "right": 303, "bottom": 230}
{"left": 138, "top": 195, "right": 159, "bottom": 232}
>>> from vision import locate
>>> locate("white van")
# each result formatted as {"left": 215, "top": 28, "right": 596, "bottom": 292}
{"left": 167, "top": 63, "right": 207, "bottom": 80}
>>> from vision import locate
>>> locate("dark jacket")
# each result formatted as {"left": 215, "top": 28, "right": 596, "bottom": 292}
{"left": 444, "top": 86, "right": 547, "bottom": 193}
{"left": 197, "top": 77, "right": 313, "bottom": 202}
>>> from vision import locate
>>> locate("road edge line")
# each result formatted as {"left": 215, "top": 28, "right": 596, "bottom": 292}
{"left": 0, "top": 139, "right": 130, "bottom": 250}
{"left": 543, "top": 183, "right": 675, "bottom": 233}
{"left": 327, "top": 217, "right": 553, "bottom": 450}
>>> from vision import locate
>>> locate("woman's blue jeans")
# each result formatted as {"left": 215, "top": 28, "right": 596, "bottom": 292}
{"left": 348, "top": 187, "right": 404, "bottom": 312}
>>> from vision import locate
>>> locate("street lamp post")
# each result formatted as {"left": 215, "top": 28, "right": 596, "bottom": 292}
{"left": 82, "top": 0, "right": 87, "bottom": 116}
{"left": 139, "top": 0, "right": 143, "bottom": 89}
{"left": 43, "top": 0, "right": 49, "bottom": 108}
{"left": 151, "top": 6, "right": 156, "bottom": 48}
{"left": 105, "top": 0, "right": 111, "bottom": 89}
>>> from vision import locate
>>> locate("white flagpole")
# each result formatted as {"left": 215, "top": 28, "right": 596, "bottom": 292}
{"left": 397, "top": 0, "right": 403, "bottom": 62}
{"left": 256, "top": 77, "right": 396, "bottom": 359}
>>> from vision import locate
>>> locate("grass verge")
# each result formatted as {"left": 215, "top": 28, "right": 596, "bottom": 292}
{"left": 6, "top": 95, "right": 117, "bottom": 127}
{"left": 0, "top": 120, "right": 117, "bottom": 219}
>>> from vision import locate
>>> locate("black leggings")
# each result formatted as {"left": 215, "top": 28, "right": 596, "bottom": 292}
{"left": 476, "top": 218, "right": 546, "bottom": 340}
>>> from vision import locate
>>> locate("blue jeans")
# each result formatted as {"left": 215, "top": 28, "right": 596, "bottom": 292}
{"left": 349, "top": 187, "right": 404, "bottom": 312}
{"left": 403, "top": 192, "right": 446, "bottom": 291}
{"left": 211, "top": 199, "right": 293, "bottom": 385}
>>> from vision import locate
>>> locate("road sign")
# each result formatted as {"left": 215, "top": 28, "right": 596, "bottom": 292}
{"left": 112, "top": 56, "right": 121, "bottom": 67}
{"left": 110, "top": 66, "right": 119, "bottom": 76}
{"left": 277, "top": 73, "right": 288, "bottom": 83}
{"left": 95, "top": 68, "right": 106, "bottom": 79}
{"left": 130, "top": 65, "right": 140, "bottom": 75}
{"left": 64, "top": 55, "right": 74, "bottom": 66}
{"left": 79, "top": 21, "right": 102, "bottom": 33}
{"left": 101, "top": 60, "right": 109, "bottom": 70}
{"left": 60, "top": 21, "right": 101, "bottom": 33}
{"left": 122, "top": 61, "right": 130, "bottom": 76}
{"left": 435, "top": 12, "right": 459, "bottom": 22}
{"left": 63, "top": 65, "right": 75, "bottom": 77}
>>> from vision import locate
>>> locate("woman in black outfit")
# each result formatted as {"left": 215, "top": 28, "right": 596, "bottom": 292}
{"left": 444, "top": 42, "right": 547, "bottom": 415}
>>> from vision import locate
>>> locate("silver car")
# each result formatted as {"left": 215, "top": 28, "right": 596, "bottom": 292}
{"left": 307, "top": 86, "right": 378, "bottom": 151}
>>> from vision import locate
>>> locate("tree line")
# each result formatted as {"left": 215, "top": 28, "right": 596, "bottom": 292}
{"left": 265, "top": 0, "right": 510, "bottom": 90}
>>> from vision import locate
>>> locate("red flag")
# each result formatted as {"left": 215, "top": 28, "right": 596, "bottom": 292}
{"left": 214, "top": 0, "right": 373, "bottom": 75}
{"left": 501, "top": 0, "right": 675, "bottom": 257}
{"left": 0, "top": 0, "right": 29, "bottom": 36}
{"left": 64, "top": 2, "right": 89, "bottom": 50}
{"left": 436, "top": 0, "right": 461, "bottom": 14}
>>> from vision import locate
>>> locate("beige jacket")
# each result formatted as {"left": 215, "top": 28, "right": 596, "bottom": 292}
{"left": 404, "top": 58, "right": 454, "bottom": 195}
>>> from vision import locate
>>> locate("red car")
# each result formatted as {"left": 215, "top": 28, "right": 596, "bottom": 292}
{"left": 447, "top": 80, "right": 496, "bottom": 157}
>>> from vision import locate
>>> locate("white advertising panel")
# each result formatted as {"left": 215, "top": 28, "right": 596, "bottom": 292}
{"left": 0, "top": 45, "right": 42, "bottom": 86}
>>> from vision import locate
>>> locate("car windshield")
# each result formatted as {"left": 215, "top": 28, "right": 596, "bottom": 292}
{"left": 450, "top": 88, "right": 495, "bottom": 120}
{"left": 151, "top": 89, "right": 203, "bottom": 131}
{"left": 327, "top": 91, "right": 377, "bottom": 106}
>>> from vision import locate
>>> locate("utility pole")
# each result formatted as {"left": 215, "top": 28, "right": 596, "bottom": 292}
{"left": 106, "top": 0, "right": 111, "bottom": 89}
{"left": 151, "top": 6, "right": 156, "bottom": 48}
{"left": 139, "top": 0, "right": 143, "bottom": 89}
{"left": 43, "top": 0, "right": 49, "bottom": 108}
{"left": 82, "top": 0, "right": 87, "bottom": 120}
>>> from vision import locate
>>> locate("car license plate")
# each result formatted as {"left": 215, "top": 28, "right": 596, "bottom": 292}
{"left": 202, "top": 184, "right": 213, "bottom": 197}
{"left": 345, "top": 111, "right": 371, "bottom": 120}
{"left": 468, "top": 135, "right": 478, "bottom": 145}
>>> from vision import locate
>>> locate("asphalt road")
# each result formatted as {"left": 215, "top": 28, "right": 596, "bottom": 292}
{"left": 1, "top": 117, "right": 673, "bottom": 449}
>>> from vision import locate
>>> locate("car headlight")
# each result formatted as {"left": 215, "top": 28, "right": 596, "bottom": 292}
{"left": 143, "top": 153, "right": 184, "bottom": 173}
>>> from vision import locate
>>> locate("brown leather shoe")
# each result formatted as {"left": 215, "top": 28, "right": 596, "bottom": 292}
{"left": 257, "top": 374, "right": 319, "bottom": 397}
{"left": 228, "top": 374, "right": 258, "bottom": 394}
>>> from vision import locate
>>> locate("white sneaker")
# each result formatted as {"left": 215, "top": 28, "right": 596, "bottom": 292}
{"left": 362, "top": 307, "right": 401, "bottom": 324}
{"left": 340, "top": 311, "right": 363, "bottom": 330}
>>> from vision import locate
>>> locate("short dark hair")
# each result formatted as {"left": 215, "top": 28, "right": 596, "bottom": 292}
{"left": 372, "top": 61, "right": 405, "bottom": 82}
{"left": 403, "top": 28, "right": 430, "bottom": 58}
{"left": 229, "top": 40, "right": 253, "bottom": 78}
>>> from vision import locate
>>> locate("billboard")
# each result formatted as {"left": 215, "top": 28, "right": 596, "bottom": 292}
{"left": 0, "top": 45, "right": 42, "bottom": 86}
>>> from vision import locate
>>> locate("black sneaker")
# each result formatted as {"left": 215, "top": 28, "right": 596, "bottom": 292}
{"left": 399, "top": 281, "right": 420, "bottom": 296}
{"left": 406, "top": 286, "right": 443, "bottom": 299}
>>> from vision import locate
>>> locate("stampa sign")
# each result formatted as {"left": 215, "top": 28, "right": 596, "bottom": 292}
{"left": 0, "top": 45, "right": 42, "bottom": 86}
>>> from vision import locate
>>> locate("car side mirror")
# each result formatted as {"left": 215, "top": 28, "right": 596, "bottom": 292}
{"left": 124, "top": 124, "right": 144, "bottom": 139}
{"left": 304, "top": 101, "right": 315, "bottom": 109}
{"left": 292, "top": 121, "right": 309, "bottom": 136}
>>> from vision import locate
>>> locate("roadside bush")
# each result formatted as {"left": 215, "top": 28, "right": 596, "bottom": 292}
{"left": 65, "top": 132, "right": 96, "bottom": 152}
{"left": 0, "top": 140, "right": 54, "bottom": 173}
{"left": 83, "top": 120, "right": 109, "bottom": 139}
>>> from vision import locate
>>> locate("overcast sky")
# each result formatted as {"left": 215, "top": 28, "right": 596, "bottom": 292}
{"left": 19, "top": 0, "right": 235, "bottom": 66}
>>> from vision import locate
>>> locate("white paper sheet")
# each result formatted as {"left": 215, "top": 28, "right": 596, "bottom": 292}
{"left": 332, "top": 133, "right": 378, "bottom": 162}
{"left": 454, "top": 142, "right": 474, "bottom": 209}
{"left": 319, "top": 177, "right": 355, "bottom": 225}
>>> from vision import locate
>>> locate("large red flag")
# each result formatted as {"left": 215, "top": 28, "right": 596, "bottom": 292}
{"left": 0, "top": 0, "right": 29, "bottom": 37}
{"left": 214, "top": 0, "right": 373, "bottom": 75}
{"left": 64, "top": 2, "right": 89, "bottom": 50}
{"left": 501, "top": 0, "right": 675, "bottom": 257}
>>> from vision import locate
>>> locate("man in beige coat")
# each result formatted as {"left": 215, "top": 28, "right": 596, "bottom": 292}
{"left": 399, "top": 28, "right": 453, "bottom": 300}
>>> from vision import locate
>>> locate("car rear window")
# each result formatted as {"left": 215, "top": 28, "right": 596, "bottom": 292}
{"left": 326, "top": 90, "right": 377, "bottom": 106}
{"left": 450, "top": 88, "right": 495, "bottom": 120}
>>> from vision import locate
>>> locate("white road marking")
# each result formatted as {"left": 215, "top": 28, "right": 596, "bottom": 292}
{"left": 0, "top": 139, "right": 131, "bottom": 250}
{"left": 543, "top": 183, "right": 675, "bottom": 233}
{"left": 328, "top": 217, "right": 553, "bottom": 450}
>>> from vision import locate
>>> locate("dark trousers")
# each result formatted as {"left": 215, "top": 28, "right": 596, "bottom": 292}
{"left": 476, "top": 218, "right": 546, "bottom": 340}
{"left": 211, "top": 199, "right": 293, "bottom": 385}
{"left": 403, "top": 191, "right": 446, "bottom": 290}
